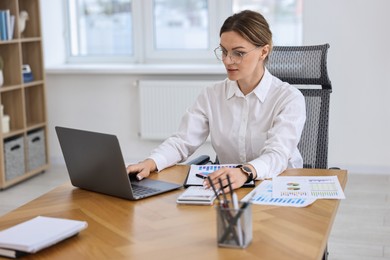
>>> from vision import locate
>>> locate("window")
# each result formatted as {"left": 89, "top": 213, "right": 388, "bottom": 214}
{"left": 66, "top": 0, "right": 302, "bottom": 63}
{"left": 233, "top": 0, "right": 302, "bottom": 46}
{"left": 67, "top": 0, "right": 133, "bottom": 60}
{"left": 153, "top": 0, "right": 209, "bottom": 50}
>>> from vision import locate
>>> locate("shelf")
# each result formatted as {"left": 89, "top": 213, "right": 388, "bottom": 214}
{"left": 23, "top": 79, "right": 44, "bottom": 87}
{"left": 0, "top": 84, "right": 22, "bottom": 92}
{"left": 22, "top": 41, "right": 44, "bottom": 82}
{"left": 0, "top": 39, "right": 20, "bottom": 45}
{"left": 1, "top": 129, "right": 25, "bottom": 140}
{"left": 0, "top": 43, "right": 22, "bottom": 86}
{"left": 20, "top": 37, "right": 41, "bottom": 43}
{"left": 26, "top": 122, "right": 46, "bottom": 132}
{"left": 1, "top": 88, "right": 25, "bottom": 132}
{"left": 25, "top": 84, "right": 46, "bottom": 126}
{"left": 18, "top": 0, "right": 42, "bottom": 38}
{"left": 0, "top": 0, "right": 48, "bottom": 189}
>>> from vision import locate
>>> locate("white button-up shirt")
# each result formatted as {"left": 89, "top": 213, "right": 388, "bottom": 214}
{"left": 149, "top": 68, "right": 306, "bottom": 179}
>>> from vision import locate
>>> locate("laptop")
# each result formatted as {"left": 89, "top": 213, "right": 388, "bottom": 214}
{"left": 55, "top": 126, "right": 182, "bottom": 200}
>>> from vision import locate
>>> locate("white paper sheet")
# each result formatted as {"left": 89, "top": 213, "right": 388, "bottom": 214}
{"left": 242, "top": 180, "right": 316, "bottom": 207}
{"left": 185, "top": 164, "right": 254, "bottom": 187}
{"left": 272, "top": 176, "right": 346, "bottom": 199}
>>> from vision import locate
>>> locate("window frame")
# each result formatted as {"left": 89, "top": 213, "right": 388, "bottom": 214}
{"left": 141, "top": 0, "right": 229, "bottom": 64}
{"left": 65, "top": 0, "right": 301, "bottom": 64}
{"left": 65, "top": 0, "right": 138, "bottom": 64}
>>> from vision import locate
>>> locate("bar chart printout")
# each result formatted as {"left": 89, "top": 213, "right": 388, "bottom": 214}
{"left": 242, "top": 181, "right": 316, "bottom": 207}
{"left": 272, "top": 176, "right": 346, "bottom": 199}
{"left": 185, "top": 164, "right": 238, "bottom": 186}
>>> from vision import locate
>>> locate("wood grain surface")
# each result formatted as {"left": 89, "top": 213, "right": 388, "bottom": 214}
{"left": 0, "top": 166, "right": 347, "bottom": 260}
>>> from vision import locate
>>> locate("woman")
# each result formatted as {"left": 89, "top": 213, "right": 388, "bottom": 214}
{"left": 127, "top": 10, "right": 306, "bottom": 191}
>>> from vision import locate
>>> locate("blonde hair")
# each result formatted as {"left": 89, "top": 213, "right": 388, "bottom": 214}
{"left": 220, "top": 10, "right": 273, "bottom": 62}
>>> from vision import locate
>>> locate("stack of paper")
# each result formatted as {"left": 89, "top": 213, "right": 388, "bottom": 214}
{"left": 0, "top": 216, "right": 88, "bottom": 258}
{"left": 177, "top": 186, "right": 217, "bottom": 205}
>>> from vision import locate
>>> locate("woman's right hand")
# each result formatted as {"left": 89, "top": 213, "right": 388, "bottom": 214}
{"left": 126, "top": 159, "right": 157, "bottom": 181}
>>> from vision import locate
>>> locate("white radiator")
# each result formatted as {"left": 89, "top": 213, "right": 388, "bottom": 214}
{"left": 138, "top": 80, "right": 214, "bottom": 140}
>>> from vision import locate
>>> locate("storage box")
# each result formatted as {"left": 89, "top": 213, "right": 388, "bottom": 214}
{"left": 27, "top": 129, "right": 46, "bottom": 171}
{"left": 4, "top": 136, "right": 25, "bottom": 181}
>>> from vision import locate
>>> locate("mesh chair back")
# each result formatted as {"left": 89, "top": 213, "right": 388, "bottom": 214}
{"left": 268, "top": 44, "right": 331, "bottom": 169}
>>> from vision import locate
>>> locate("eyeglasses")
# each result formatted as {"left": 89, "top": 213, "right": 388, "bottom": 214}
{"left": 214, "top": 46, "right": 260, "bottom": 64}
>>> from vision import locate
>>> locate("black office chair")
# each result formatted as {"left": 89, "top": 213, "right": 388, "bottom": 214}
{"left": 188, "top": 44, "right": 333, "bottom": 260}
{"left": 268, "top": 44, "right": 332, "bottom": 169}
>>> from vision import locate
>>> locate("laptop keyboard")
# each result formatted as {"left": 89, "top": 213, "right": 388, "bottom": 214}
{"left": 131, "top": 183, "right": 161, "bottom": 196}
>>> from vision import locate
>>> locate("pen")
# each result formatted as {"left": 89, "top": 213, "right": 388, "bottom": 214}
{"left": 207, "top": 176, "right": 220, "bottom": 202}
{"left": 227, "top": 174, "right": 243, "bottom": 246}
{"left": 208, "top": 176, "right": 239, "bottom": 244}
{"left": 227, "top": 174, "right": 233, "bottom": 198}
{"left": 218, "top": 178, "right": 228, "bottom": 206}
{"left": 196, "top": 173, "right": 207, "bottom": 179}
{"left": 219, "top": 189, "right": 256, "bottom": 243}
{"left": 217, "top": 177, "right": 241, "bottom": 245}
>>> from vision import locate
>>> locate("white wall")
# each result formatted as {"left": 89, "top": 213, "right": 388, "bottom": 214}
{"left": 45, "top": 74, "right": 221, "bottom": 165}
{"left": 42, "top": 0, "right": 390, "bottom": 173}
{"left": 302, "top": 0, "right": 390, "bottom": 173}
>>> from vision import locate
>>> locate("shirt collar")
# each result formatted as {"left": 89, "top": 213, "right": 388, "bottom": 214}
{"left": 226, "top": 68, "right": 272, "bottom": 103}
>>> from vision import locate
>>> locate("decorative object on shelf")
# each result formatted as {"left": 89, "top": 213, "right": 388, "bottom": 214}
{"left": 18, "top": 10, "right": 29, "bottom": 36}
{"left": 1, "top": 104, "right": 10, "bottom": 134}
{"left": 2, "top": 115, "right": 10, "bottom": 133}
{"left": 22, "top": 64, "right": 34, "bottom": 83}
{"left": 0, "top": 56, "right": 3, "bottom": 87}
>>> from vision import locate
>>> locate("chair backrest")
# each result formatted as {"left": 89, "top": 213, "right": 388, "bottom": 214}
{"left": 267, "top": 44, "right": 332, "bottom": 169}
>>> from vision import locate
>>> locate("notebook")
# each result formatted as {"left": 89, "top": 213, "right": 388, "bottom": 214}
{"left": 55, "top": 126, "right": 182, "bottom": 200}
{"left": 0, "top": 216, "right": 87, "bottom": 258}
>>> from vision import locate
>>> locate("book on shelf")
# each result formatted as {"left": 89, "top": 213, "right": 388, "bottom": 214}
{"left": 0, "top": 10, "right": 7, "bottom": 40}
{"left": 0, "top": 216, "right": 88, "bottom": 258}
{"left": 0, "top": 9, "right": 15, "bottom": 40}
{"left": 8, "top": 14, "right": 15, "bottom": 40}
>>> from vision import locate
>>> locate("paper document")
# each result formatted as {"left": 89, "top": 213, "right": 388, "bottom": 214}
{"left": 272, "top": 176, "right": 345, "bottom": 199}
{"left": 184, "top": 164, "right": 255, "bottom": 187}
{"left": 242, "top": 180, "right": 316, "bottom": 207}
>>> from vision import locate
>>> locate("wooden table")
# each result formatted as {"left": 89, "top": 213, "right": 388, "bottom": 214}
{"left": 0, "top": 166, "right": 347, "bottom": 260}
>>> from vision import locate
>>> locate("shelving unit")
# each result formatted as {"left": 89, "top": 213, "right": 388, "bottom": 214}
{"left": 0, "top": 0, "right": 49, "bottom": 189}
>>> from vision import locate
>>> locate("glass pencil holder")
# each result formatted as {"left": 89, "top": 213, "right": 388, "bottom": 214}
{"left": 216, "top": 201, "right": 252, "bottom": 248}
